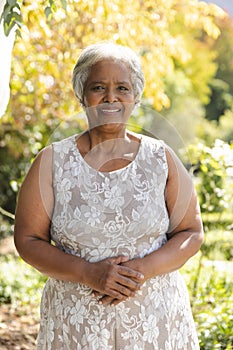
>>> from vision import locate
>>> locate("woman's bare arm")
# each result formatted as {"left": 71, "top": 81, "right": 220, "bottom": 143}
{"left": 14, "top": 146, "right": 143, "bottom": 300}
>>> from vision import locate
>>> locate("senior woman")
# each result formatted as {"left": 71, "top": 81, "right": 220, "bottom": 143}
{"left": 14, "top": 42, "right": 203, "bottom": 349}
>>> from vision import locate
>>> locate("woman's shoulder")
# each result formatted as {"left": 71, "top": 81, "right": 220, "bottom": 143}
{"left": 52, "top": 134, "right": 77, "bottom": 148}
{"left": 128, "top": 130, "right": 165, "bottom": 148}
{"left": 140, "top": 134, "right": 167, "bottom": 152}
{"left": 51, "top": 133, "right": 81, "bottom": 158}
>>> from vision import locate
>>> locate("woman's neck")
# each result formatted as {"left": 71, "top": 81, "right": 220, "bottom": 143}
{"left": 76, "top": 128, "right": 141, "bottom": 172}
{"left": 88, "top": 127, "right": 128, "bottom": 149}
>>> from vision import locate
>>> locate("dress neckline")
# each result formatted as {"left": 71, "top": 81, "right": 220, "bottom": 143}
{"left": 73, "top": 133, "right": 144, "bottom": 175}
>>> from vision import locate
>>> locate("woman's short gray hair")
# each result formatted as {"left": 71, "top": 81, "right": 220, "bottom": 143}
{"left": 72, "top": 42, "right": 145, "bottom": 105}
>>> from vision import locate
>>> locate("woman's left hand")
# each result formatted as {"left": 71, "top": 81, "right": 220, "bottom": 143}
{"left": 93, "top": 257, "right": 146, "bottom": 306}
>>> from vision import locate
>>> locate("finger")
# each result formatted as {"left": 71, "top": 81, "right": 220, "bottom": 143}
{"left": 106, "top": 288, "right": 128, "bottom": 300}
{"left": 98, "top": 295, "right": 114, "bottom": 305}
{"left": 110, "top": 298, "right": 127, "bottom": 306}
{"left": 107, "top": 256, "right": 130, "bottom": 265}
{"left": 115, "top": 275, "right": 142, "bottom": 292}
{"left": 118, "top": 265, "right": 144, "bottom": 281}
{"left": 93, "top": 282, "right": 136, "bottom": 300}
{"left": 98, "top": 283, "right": 134, "bottom": 300}
{"left": 113, "top": 282, "right": 139, "bottom": 298}
{"left": 99, "top": 294, "right": 130, "bottom": 306}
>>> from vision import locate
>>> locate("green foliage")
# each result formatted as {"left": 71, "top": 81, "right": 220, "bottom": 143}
{"left": 185, "top": 139, "right": 233, "bottom": 214}
{"left": 210, "top": 17, "right": 233, "bottom": 96}
{"left": 44, "top": 0, "right": 67, "bottom": 19}
{"left": 0, "top": 0, "right": 22, "bottom": 36}
{"left": 0, "top": 139, "right": 26, "bottom": 216}
{"left": 205, "top": 79, "right": 233, "bottom": 122}
{"left": 200, "top": 227, "right": 233, "bottom": 261}
{"left": 0, "top": 118, "right": 52, "bottom": 215}
{"left": 0, "top": 212, "right": 14, "bottom": 240}
{"left": 0, "top": 255, "right": 46, "bottom": 306}
{"left": 202, "top": 238, "right": 233, "bottom": 262}
{"left": 203, "top": 16, "right": 233, "bottom": 126}
{"left": 182, "top": 228, "right": 233, "bottom": 349}
{"left": 0, "top": 0, "right": 68, "bottom": 35}
{"left": 218, "top": 109, "right": 233, "bottom": 144}
{"left": 196, "top": 271, "right": 233, "bottom": 350}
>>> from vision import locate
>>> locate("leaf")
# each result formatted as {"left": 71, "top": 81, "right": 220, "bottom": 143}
{"left": 15, "top": 3, "right": 21, "bottom": 11}
{"left": 15, "top": 28, "right": 21, "bottom": 38}
{"left": 8, "top": 0, "right": 17, "bottom": 6}
{"left": 2, "top": 4, "right": 11, "bottom": 17}
{"left": 60, "top": 0, "right": 67, "bottom": 10}
{"left": 49, "top": 0, "right": 57, "bottom": 12}
{"left": 44, "top": 6, "right": 52, "bottom": 19}
{"left": 10, "top": 11, "right": 21, "bottom": 22}
{"left": 4, "top": 19, "right": 15, "bottom": 36}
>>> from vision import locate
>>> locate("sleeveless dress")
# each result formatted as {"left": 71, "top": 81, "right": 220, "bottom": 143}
{"left": 36, "top": 134, "right": 199, "bottom": 350}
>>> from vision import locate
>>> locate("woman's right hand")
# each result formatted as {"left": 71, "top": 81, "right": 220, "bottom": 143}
{"left": 86, "top": 256, "right": 144, "bottom": 301}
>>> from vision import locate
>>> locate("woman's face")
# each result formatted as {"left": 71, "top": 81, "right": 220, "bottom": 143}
{"left": 83, "top": 59, "right": 136, "bottom": 130}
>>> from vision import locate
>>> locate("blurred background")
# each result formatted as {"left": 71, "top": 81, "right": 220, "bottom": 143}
{"left": 0, "top": 1, "right": 232, "bottom": 349}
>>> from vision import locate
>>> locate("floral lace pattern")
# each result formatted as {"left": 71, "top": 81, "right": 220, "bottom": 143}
{"left": 36, "top": 134, "right": 199, "bottom": 349}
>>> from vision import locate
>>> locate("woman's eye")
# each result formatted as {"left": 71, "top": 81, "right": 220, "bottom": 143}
{"left": 92, "top": 86, "right": 105, "bottom": 91}
{"left": 118, "top": 86, "right": 128, "bottom": 91}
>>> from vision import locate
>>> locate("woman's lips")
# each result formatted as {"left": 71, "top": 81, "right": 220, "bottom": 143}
{"left": 101, "top": 108, "right": 121, "bottom": 114}
{"left": 98, "top": 103, "right": 122, "bottom": 114}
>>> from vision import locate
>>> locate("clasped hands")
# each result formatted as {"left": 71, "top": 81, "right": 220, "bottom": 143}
{"left": 88, "top": 256, "right": 145, "bottom": 306}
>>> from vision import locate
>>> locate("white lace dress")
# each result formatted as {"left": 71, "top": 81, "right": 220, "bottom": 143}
{"left": 36, "top": 134, "right": 199, "bottom": 350}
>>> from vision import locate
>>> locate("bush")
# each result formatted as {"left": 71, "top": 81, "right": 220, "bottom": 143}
{"left": 182, "top": 227, "right": 233, "bottom": 350}
{"left": 194, "top": 268, "right": 233, "bottom": 350}
{"left": 184, "top": 139, "right": 233, "bottom": 216}
{"left": 0, "top": 255, "right": 46, "bottom": 307}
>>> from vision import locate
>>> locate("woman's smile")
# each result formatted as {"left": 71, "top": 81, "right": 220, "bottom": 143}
{"left": 98, "top": 103, "right": 122, "bottom": 116}
{"left": 101, "top": 107, "right": 121, "bottom": 114}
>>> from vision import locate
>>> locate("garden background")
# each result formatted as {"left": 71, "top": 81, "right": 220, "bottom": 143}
{"left": 0, "top": 0, "right": 233, "bottom": 349}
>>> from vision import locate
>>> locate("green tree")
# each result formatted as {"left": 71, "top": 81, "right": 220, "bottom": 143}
{"left": 204, "top": 16, "right": 233, "bottom": 122}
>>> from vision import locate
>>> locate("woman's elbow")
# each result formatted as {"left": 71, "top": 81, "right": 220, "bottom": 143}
{"left": 191, "top": 228, "right": 204, "bottom": 255}
{"left": 14, "top": 231, "right": 30, "bottom": 262}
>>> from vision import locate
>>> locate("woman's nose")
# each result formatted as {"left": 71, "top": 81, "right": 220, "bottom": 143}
{"left": 103, "top": 88, "right": 118, "bottom": 103}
